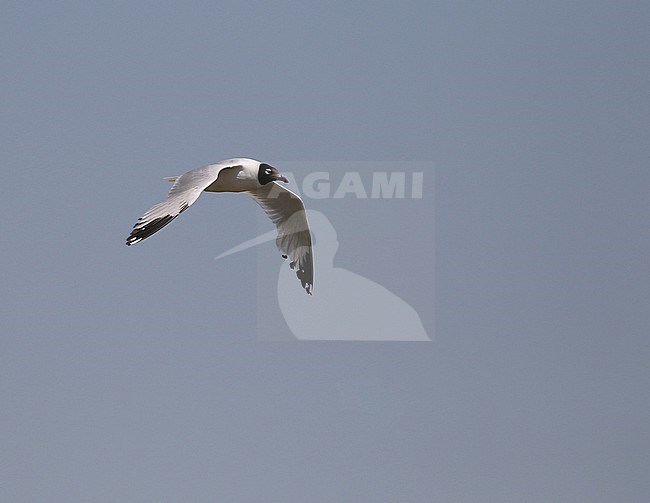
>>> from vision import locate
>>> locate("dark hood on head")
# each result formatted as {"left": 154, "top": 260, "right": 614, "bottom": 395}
{"left": 257, "top": 163, "right": 287, "bottom": 185}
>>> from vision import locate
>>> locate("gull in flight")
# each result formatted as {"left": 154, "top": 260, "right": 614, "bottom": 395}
{"left": 126, "top": 158, "right": 313, "bottom": 295}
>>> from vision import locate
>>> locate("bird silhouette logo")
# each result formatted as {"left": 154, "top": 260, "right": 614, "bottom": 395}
{"left": 217, "top": 210, "right": 430, "bottom": 341}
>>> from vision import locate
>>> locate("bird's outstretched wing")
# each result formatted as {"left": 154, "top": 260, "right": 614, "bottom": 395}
{"left": 246, "top": 183, "right": 314, "bottom": 295}
{"left": 126, "top": 163, "right": 240, "bottom": 246}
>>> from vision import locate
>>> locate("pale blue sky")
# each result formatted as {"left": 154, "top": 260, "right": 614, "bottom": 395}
{"left": 1, "top": 1, "right": 649, "bottom": 501}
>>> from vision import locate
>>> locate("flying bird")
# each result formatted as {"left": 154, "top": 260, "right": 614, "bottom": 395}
{"left": 126, "top": 158, "right": 313, "bottom": 295}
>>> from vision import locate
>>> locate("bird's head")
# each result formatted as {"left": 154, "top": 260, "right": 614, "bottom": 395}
{"left": 257, "top": 162, "right": 288, "bottom": 185}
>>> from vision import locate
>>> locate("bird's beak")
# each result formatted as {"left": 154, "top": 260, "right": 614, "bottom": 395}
{"left": 276, "top": 175, "right": 288, "bottom": 183}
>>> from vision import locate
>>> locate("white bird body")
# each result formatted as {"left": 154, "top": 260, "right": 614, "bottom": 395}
{"left": 205, "top": 165, "right": 251, "bottom": 192}
{"left": 126, "top": 158, "right": 313, "bottom": 295}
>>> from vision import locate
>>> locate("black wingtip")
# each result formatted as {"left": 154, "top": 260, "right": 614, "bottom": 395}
{"left": 126, "top": 214, "right": 176, "bottom": 246}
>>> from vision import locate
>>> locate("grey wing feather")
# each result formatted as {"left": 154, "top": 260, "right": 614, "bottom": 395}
{"left": 126, "top": 164, "right": 234, "bottom": 246}
{"left": 246, "top": 183, "right": 314, "bottom": 295}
